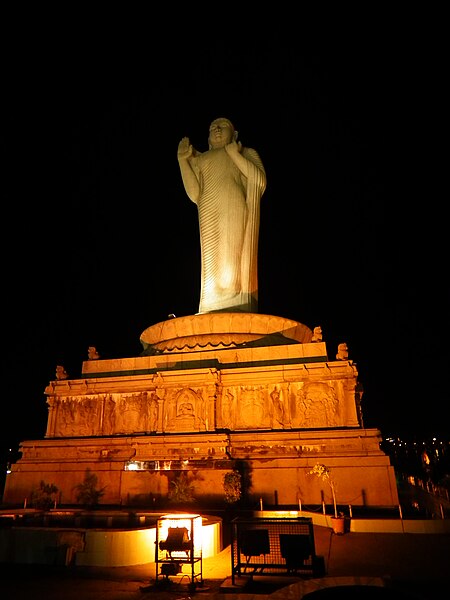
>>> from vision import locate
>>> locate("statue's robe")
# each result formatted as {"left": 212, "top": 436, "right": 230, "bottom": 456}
{"left": 190, "top": 146, "right": 266, "bottom": 313}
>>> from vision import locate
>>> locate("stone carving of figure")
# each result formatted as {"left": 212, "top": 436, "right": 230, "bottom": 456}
{"left": 104, "top": 395, "right": 116, "bottom": 435}
{"left": 221, "top": 388, "right": 235, "bottom": 429}
{"left": 57, "top": 399, "right": 75, "bottom": 435}
{"left": 270, "top": 386, "right": 286, "bottom": 427}
{"left": 87, "top": 346, "right": 100, "bottom": 360}
{"left": 177, "top": 117, "right": 267, "bottom": 313}
{"left": 149, "top": 394, "right": 159, "bottom": 432}
{"left": 178, "top": 402, "right": 194, "bottom": 416}
{"left": 336, "top": 343, "right": 349, "bottom": 361}
{"left": 311, "top": 326, "right": 323, "bottom": 342}
{"left": 55, "top": 365, "right": 68, "bottom": 380}
{"left": 75, "top": 397, "right": 98, "bottom": 435}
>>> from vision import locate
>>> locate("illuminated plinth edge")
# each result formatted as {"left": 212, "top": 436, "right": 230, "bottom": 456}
{"left": 3, "top": 312, "right": 400, "bottom": 512}
{"left": 139, "top": 313, "right": 313, "bottom": 353}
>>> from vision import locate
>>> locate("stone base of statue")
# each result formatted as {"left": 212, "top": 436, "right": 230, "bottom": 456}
{"left": 3, "top": 313, "right": 398, "bottom": 509}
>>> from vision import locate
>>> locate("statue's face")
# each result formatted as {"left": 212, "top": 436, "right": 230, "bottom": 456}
{"left": 208, "top": 119, "right": 235, "bottom": 148}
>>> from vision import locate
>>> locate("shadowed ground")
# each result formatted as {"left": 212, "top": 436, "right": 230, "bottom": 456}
{"left": 0, "top": 525, "right": 449, "bottom": 599}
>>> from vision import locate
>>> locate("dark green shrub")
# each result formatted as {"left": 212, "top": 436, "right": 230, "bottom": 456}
{"left": 30, "top": 480, "right": 59, "bottom": 510}
{"left": 168, "top": 472, "right": 196, "bottom": 504}
{"left": 223, "top": 470, "right": 242, "bottom": 504}
{"left": 73, "top": 469, "right": 106, "bottom": 507}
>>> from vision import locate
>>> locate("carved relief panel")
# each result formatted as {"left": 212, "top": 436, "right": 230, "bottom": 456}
{"left": 45, "top": 363, "right": 360, "bottom": 437}
{"left": 269, "top": 384, "right": 291, "bottom": 428}
{"left": 290, "top": 382, "right": 340, "bottom": 428}
{"left": 54, "top": 395, "right": 101, "bottom": 437}
{"left": 162, "top": 387, "right": 209, "bottom": 432}
{"left": 219, "top": 385, "right": 270, "bottom": 429}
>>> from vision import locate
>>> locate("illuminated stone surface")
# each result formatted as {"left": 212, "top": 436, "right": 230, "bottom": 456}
{"left": 177, "top": 118, "right": 266, "bottom": 314}
{"left": 3, "top": 313, "right": 398, "bottom": 508}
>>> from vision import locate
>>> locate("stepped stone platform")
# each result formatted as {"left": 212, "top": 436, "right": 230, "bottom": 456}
{"left": 3, "top": 313, "right": 398, "bottom": 510}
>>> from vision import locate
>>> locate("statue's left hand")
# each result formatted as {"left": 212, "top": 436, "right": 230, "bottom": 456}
{"left": 224, "top": 140, "right": 242, "bottom": 156}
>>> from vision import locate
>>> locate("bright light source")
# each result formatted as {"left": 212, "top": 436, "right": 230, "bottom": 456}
{"left": 157, "top": 513, "right": 202, "bottom": 561}
{"left": 124, "top": 461, "right": 141, "bottom": 471}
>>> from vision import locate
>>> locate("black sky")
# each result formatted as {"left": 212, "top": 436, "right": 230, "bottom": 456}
{"left": 3, "top": 26, "right": 448, "bottom": 464}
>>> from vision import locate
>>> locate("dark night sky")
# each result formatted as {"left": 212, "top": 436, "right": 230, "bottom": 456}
{"left": 2, "top": 25, "right": 448, "bottom": 467}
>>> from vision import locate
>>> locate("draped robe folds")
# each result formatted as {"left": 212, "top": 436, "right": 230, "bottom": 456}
{"left": 190, "top": 146, "right": 266, "bottom": 313}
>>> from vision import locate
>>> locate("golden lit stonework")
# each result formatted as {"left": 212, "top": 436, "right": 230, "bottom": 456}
{"left": 4, "top": 312, "right": 398, "bottom": 508}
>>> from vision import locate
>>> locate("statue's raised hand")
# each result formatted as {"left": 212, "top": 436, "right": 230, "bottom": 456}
{"left": 178, "top": 137, "right": 193, "bottom": 160}
{"left": 224, "top": 139, "right": 242, "bottom": 156}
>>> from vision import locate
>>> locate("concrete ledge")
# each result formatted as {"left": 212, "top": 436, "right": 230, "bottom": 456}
{"left": 0, "top": 517, "right": 222, "bottom": 567}
{"left": 256, "top": 510, "right": 450, "bottom": 534}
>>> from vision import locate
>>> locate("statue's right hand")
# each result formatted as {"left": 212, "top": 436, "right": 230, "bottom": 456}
{"left": 178, "top": 137, "right": 193, "bottom": 159}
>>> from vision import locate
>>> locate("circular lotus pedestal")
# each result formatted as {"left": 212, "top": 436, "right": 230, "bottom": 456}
{"left": 140, "top": 313, "right": 313, "bottom": 354}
